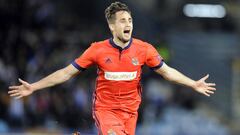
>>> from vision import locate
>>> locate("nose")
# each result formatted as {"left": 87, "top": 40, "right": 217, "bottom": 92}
{"left": 125, "top": 21, "right": 132, "bottom": 27}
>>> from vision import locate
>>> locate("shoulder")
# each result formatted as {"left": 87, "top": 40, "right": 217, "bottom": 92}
{"left": 132, "top": 38, "right": 154, "bottom": 49}
{"left": 90, "top": 39, "right": 109, "bottom": 48}
{"left": 85, "top": 39, "right": 108, "bottom": 51}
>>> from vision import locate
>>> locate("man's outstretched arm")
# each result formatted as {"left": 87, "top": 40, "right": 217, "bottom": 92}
{"left": 155, "top": 62, "right": 216, "bottom": 96}
{"left": 8, "top": 64, "right": 80, "bottom": 99}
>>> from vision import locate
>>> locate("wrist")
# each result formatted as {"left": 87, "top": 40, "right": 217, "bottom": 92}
{"left": 31, "top": 83, "right": 38, "bottom": 92}
{"left": 190, "top": 80, "right": 197, "bottom": 90}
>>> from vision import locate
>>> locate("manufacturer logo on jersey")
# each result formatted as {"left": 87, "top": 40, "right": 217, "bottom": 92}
{"left": 131, "top": 57, "right": 139, "bottom": 66}
{"left": 104, "top": 71, "right": 137, "bottom": 81}
{"left": 107, "top": 129, "right": 116, "bottom": 135}
{"left": 105, "top": 57, "right": 112, "bottom": 64}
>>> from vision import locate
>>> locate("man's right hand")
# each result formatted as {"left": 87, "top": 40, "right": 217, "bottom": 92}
{"left": 8, "top": 78, "right": 34, "bottom": 99}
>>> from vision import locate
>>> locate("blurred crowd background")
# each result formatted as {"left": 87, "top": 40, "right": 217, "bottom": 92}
{"left": 0, "top": 0, "right": 240, "bottom": 135}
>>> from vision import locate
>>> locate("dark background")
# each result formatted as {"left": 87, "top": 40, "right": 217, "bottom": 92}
{"left": 0, "top": 0, "right": 240, "bottom": 134}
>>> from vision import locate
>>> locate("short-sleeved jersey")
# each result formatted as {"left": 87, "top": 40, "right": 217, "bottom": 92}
{"left": 72, "top": 38, "right": 163, "bottom": 113}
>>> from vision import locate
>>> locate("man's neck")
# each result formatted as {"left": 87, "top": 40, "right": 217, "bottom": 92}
{"left": 113, "top": 37, "right": 130, "bottom": 49}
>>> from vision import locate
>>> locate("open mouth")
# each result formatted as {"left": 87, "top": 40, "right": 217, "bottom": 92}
{"left": 124, "top": 30, "right": 130, "bottom": 34}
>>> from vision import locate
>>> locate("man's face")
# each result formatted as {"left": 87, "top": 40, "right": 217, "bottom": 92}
{"left": 109, "top": 11, "right": 133, "bottom": 43}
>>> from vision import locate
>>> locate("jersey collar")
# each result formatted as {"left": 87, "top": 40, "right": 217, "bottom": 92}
{"left": 109, "top": 38, "right": 132, "bottom": 51}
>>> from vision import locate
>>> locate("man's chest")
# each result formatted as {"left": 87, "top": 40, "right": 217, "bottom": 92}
{"left": 96, "top": 49, "right": 145, "bottom": 71}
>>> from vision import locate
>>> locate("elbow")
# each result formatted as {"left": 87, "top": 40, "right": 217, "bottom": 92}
{"left": 163, "top": 74, "right": 173, "bottom": 82}
{"left": 161, "top": 71, "right": 170, "bottom": 81}
{"left": 161, "top": 68, "right": 175, "bottom": 82}
{"left": 55, "top": 69, "right": 72, "bottom": 83}
{"left": 61, "top": 70, "right": 72, "bottom": 81}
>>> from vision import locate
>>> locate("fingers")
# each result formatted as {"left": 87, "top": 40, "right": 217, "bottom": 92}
{"left": 9, "top": 86, "right": 20, "bottom": 90}
{"left": 9, "top": 92, "right": 20, "bottom": 97}
{"left": 8, "top": 86, "right": 21, "bottom": 97}
{"left": 8, "top": 79, "right": 29, "bottom": 99}
{"left": 206, "top": 83, "right": 216, "bottom": 87}
{"left": 8, "top": 86, "right": 22, "bottom": 98}
{"left": 16, "top": 95, "right": 23, "bottom": 99}
{"left": 18, "top": 78, "right": 29, "bottom": 86}
{"left": 203, "top": 91, "right": 214, "bottom": 97}
{"left": 206, "top": 90, "right": 214, "bottom": 94}
{"left": 202, "top": 89, "right": 216, "bottom": 97}
{"left": 203, "top": 92, "right": 210, "bottom": 97}
{"left": 8, "top": 90, "right": 21, "bottom": 97}
{"left": 8, "top": 86, "right": 20, "bottom": 90}
{"left": 8, "top": 90, "right": 19, "bottom": 94}
{"left": 8, "top": 90, "right": 24, "bottom": 99}
{"left": 207, "top": 87, "right": 216, "bottom": 91}
{"left": 201, "top": 74, "right": 209, "bottom": 81}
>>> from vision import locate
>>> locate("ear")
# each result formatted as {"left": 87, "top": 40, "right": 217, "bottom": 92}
{"left": 109, "top": 23, "right": 114, "bottom": 32}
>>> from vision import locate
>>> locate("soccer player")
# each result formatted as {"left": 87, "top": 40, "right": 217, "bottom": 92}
{"left": 8, "top": 2, "right": 216, "bottom": 135}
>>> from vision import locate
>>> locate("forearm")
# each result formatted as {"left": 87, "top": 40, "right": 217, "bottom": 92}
{"left": 31, "top": 69, "right": 72, "bottom": 91}
{"left": 155, "top": 63, "right": 216, "bottom": 96}
{"left": 156, "top": 63, "right": 196, "bottom": 89}
{"left": 159, "top": 67, "right": 196, "bottom": 89}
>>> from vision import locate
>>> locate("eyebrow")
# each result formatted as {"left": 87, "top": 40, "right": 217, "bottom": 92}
{"left": 119, "top": 17, "right": 132, "bottom": 21}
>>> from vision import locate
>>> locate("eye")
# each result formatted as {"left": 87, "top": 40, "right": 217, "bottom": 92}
{"left": 120, "top": 19, "right": 126, "bottom": 23}
{"left": 129, "top": 18, "right": 132, "bottom": 23}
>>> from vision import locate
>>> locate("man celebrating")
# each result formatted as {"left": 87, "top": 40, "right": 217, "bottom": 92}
{"left": 9, "top": 2, "right": 216, "bottom": 135}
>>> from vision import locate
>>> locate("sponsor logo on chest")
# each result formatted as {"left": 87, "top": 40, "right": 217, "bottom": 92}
{"left": 104, "top": 71, "right": 137, "bottom": 81}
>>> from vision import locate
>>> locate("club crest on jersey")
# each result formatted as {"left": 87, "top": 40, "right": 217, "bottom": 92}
{"left": 131, "top": 57, "right": 139, "bottom": 66}
{"left": 107, "top": 129, "right": 116, "bottom": 135}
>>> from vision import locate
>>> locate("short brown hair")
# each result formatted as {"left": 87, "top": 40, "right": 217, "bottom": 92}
{"left": 105, "top": 1, "right": 131, "bottom": 23}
